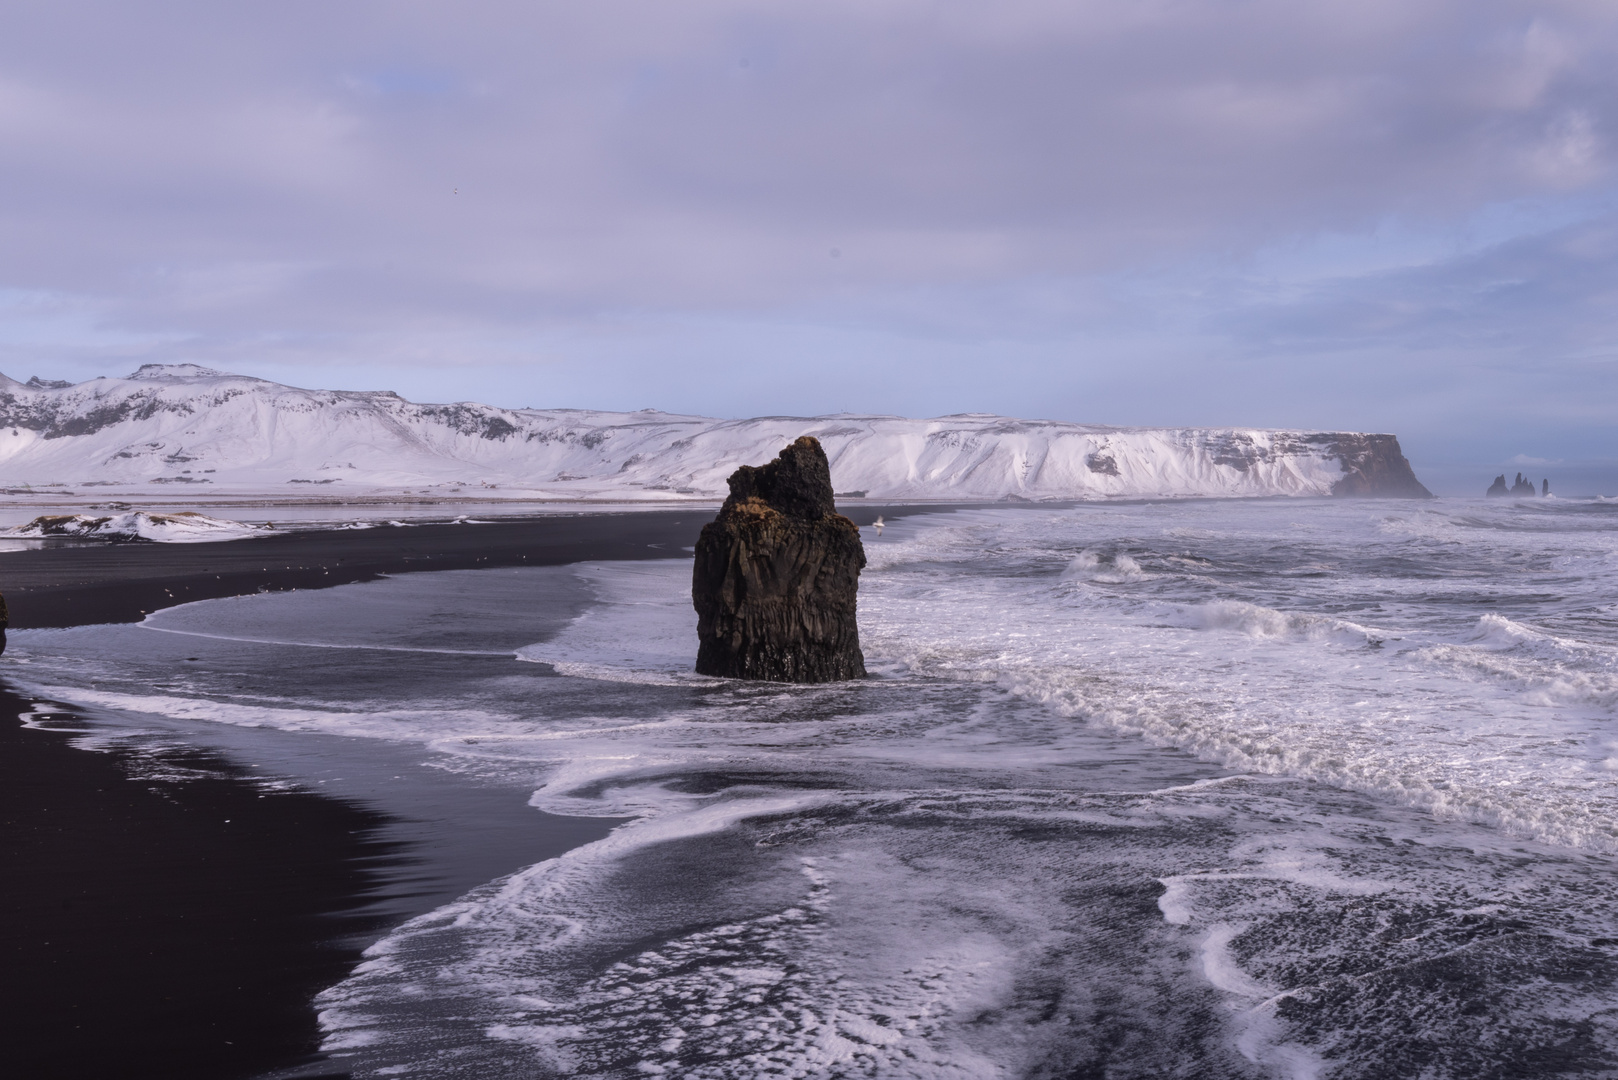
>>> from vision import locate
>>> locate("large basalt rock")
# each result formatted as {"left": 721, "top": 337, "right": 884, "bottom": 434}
{"left": 692, "top": 437, "right": 866, "bottom": 682}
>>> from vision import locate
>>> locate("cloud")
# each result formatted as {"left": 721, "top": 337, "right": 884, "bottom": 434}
{"left": 0, "top": 0, "right": 1615, "bottom": 461}
{"left": 1214, "top": 209, "right": 1618, "bottom": 357}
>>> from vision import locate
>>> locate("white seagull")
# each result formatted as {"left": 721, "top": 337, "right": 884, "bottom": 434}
{"left": 873, "top": 516, "right": 884, "bottom": 536}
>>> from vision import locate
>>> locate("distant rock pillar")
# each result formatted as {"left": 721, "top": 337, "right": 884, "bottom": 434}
{"left": 692, "top": 436, "right": 867, "bottom": 682}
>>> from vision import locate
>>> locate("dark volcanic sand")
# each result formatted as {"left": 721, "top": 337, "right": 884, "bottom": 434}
{"left": 0, "top": 505, "right": 941, "bottom": 1079}
{"left": 2, "top": 509, "right": 710, "bottom": 629}
{"left": 0, "top": 690, "right": 402, "bottom": 1080}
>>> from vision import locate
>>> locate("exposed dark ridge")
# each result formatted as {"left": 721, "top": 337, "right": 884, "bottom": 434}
{"left": 0, "top": 389, "right": 192, "bottom": 439}
{"left": 415, "top": 403, "right": 521, "bottom": 440}
{"left": 1309, "top": 434, "right": 1433, "bottom": 498}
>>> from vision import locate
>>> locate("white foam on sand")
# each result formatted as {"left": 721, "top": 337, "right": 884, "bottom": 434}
{"left": 513, "top": 562, "right": 722, "bottom": 686}
{"left": 45, "top": 500, "right": 1612, "bottom": 856}
{"left": 14, "top": 498, "right": 1618, "bottom": 1077}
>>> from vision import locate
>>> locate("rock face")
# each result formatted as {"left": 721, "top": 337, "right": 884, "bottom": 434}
{"left": 1486, "top": 472, "right": 1546, "bottom": 497}
{"left": 1317, "top": 434, "right": 1432, "bottom": 497}
{"left": 692, "top": 437, "right": 867, "bottom": 682}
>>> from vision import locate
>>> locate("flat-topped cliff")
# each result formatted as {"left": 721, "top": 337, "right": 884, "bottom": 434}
{"left": 0, "top": 367, "right": 1431, "bottom": 501}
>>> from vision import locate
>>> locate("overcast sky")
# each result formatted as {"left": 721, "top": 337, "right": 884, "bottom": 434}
{"left": 2, "top": 1, "right": 1615, "bottom": 490}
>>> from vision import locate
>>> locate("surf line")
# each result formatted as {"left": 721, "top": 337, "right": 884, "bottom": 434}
{"left": 136, "top": 623, "right": 516, "bottom": 657}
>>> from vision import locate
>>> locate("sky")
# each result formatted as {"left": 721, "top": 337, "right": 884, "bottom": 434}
{"left": 1, "top": 1, "right": 1615, "bottom": 493}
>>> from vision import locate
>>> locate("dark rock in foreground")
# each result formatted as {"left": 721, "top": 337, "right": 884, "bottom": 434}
{"left": 693, "top": 437, "right": 866, "bottom": 682}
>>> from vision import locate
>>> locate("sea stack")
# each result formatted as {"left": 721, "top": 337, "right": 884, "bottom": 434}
{"left": 1487, "top": 472, "right": 1544, "bottom": 497}
{"left": 692, "top": 436, "right": 867, "bottom": 682}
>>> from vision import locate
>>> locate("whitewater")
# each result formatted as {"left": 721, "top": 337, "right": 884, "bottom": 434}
{"left": 9, "top": 495, "right": 1618, "bottom": 1078}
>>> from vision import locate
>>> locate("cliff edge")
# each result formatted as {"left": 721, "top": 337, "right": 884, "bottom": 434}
{"left": 1312, "top": 434, "right": 1432, "bottom": 498}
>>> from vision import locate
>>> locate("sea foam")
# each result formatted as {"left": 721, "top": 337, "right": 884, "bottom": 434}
{"left": 13, "top": 497, "right": 1618, "bottom": 1077}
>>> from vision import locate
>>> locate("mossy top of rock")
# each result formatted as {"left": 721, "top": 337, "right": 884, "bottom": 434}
{"left": 721, "top": 436, "right": 836, "bottom": 521}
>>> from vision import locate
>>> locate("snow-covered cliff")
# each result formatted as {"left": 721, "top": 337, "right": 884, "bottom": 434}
{"left": 0, "top": 365, "right": 1429, "bottom": 501}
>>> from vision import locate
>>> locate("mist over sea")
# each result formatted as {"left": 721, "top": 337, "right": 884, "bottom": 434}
{"left": 11, "top": 497, "right": 1618, "bottom": 1078}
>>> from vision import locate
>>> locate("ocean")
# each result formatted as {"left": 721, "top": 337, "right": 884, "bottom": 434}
{"left": 10, "top": 497, "right": 1618, "bottom": 1079}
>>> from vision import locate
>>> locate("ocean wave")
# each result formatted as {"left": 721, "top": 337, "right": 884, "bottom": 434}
{"left": 17, "top": 500, "right": 1618, "bottom": 1075}
{"left": 846, "top": 505, "right": 1618, "bottom": 854}
{"left": 1407, "top": 615, "right": 1618, "bottom": 709}
{"left": 1061, "top": 548, "right": 1147, "bottom": 583}
{"left": 318, "top": 772, "right": 1618, "bottom": 1078}
{"left": 1463, "top": 613, "right": 1596, "bottom": 659}
{"left": 977, "top": 664, "right": 1618, "bottom": 850}
{"left": 1178, "top": 600, "right": 1379, "bottom": 645}
{"left": 860, "top": 578, "right": 1618, "bottom": 852}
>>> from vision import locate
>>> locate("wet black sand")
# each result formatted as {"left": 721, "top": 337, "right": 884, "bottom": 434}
{"left": 0, "top": 504, "right": 946, "bottom": 628}
{"left": 0, "top": 504, "right": 949, "bottom": 1079}
{"left": 2, "top": 509, "right": 711, "bottom": 629}
{"left": 0, "top": 690, "right": 402, "bottom": 1080}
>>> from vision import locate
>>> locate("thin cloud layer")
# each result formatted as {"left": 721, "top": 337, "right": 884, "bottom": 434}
{"left": 0, "top": 1, "right": 1614, "bottom": 484}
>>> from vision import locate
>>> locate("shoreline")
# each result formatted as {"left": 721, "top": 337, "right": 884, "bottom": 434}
{"left": 0, "top": 503, "right": 960, "bottom": 629}
{"left": 0, "top": 690, "right": 405, "bottom": 1080}
{"left": 0, "top": 503, "right": 950, "bottom": 1079}
{"left": 2, "top": 509, "right": 706, "bottom": 630}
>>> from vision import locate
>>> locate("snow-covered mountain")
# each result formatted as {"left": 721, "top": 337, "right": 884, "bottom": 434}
{"left": 0, "top": 365, "right": 1430, "bottom": 502}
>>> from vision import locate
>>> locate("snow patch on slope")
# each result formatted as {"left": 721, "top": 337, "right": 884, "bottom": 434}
{"left": 3, "top": 510, "right": 272, "bottom": 542}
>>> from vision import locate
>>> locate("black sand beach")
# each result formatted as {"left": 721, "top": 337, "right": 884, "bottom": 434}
{"left": 2, "top": 509, "right": 710, "bottom": 629}
{"left": 0, "top": 504, "right": 935, "bottom": 1079}
{"left": 0, "top": 694, "right": 402, "bottom": 1080}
